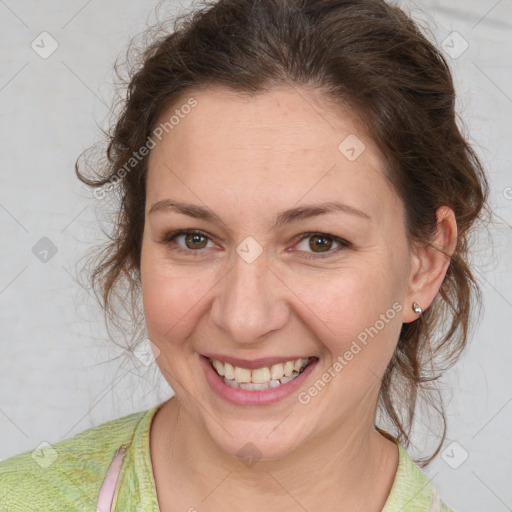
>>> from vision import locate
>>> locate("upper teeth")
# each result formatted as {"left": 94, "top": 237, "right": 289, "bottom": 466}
{"left": 210, "top": 357, "right": 310, "bottom": 386}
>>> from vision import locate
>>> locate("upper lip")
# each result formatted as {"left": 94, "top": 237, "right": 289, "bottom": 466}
{"left": 202, "top": 353, "right": 317, "bottom": 370}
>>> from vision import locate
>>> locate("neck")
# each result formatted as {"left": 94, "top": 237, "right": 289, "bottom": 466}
{"left": 150, "top": 396, "right": 399, "bottom": 512}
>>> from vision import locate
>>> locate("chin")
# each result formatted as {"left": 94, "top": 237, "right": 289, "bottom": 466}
{"left": 204, "top": 416, "right": 308, "bottom": 465}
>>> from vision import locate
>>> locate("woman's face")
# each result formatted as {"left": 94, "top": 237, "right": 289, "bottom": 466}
{"left": 140, "top": 86, "right": 417, "bottom": 460}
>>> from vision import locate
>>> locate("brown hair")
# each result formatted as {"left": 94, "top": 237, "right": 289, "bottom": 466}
{"left": 76, "top": 0, "right": 490, "bottom": 466}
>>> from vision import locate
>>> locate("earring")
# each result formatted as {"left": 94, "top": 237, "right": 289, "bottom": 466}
{"left": 412, "top": 302, "right": 422, "bottom": 315}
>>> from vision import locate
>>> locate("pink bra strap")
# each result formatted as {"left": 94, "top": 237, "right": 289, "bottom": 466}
{"left": 96, "top": 446, "right": 127, "bottom": 512}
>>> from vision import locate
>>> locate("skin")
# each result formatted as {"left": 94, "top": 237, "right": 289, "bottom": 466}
{"left": 140, "top": 85, "right": 457, "bottom": 511}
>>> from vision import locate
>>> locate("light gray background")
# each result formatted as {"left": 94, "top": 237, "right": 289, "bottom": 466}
{"left": 0, "top": 1, "right": 511, "bottom": 511}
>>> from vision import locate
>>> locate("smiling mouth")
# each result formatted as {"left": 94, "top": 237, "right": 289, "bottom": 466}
{"left": 208, "top": 356, "right": 317, "bottom": 391}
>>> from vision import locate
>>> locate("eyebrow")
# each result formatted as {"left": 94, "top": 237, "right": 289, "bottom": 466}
{"left": 148, "top": 199, "right": 371, "bottom": 228}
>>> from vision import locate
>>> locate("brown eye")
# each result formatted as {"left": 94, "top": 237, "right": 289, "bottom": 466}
{"left": 162, "top": 229, "right": 214, "bottom": 255}
{"left": 161, "top": 229, "right": 350, "bottom": 260}
{"left": 308, "top": 234, "right": 333, "bottom": 253}
{"left": 183, "top": 232, "right": 208, "bottom": 249}
{"left": 294, "top": 232, "right": 351, "bottom": 259}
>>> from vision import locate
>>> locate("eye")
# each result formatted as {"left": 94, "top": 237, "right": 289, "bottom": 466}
{"left": 160, "top": 229, "right": 351, "bottom": 259}
{"left": 292, "top": 232, "right": 351, "bottom": 259}
{"left": 162, "top": 229, "right": 216, "bottom": 256}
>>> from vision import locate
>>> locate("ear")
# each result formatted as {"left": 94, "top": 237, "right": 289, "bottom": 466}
{"left": 402, "top": 206, "right": 458, "bottom": 323}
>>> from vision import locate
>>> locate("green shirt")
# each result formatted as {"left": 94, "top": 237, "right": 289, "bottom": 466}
{"left": 0, "top": 401, "right": 455, "bottom": 511}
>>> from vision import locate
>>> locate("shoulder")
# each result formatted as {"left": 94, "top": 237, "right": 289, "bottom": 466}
{"left": 0, "top": 408, "right": 151, "bottom": 511}
{"left": 382, "top": 440, "right": 457, "bottom": 512}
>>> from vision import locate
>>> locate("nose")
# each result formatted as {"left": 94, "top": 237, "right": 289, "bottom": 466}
{"left": 209, "top": 244, "right": 290, "bottom": 344}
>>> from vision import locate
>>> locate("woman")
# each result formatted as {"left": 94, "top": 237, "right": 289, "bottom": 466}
{"left": 0, "top": 0, "right": 489, "bottom": 510}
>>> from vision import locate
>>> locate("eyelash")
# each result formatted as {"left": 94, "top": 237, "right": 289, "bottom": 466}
{"left": 160, "top": 229, "right": 351, "bottom": 260}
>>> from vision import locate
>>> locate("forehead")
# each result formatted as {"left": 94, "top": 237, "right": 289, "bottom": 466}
{"left": 146, "top": 86, "right": 400, "bottom": 223}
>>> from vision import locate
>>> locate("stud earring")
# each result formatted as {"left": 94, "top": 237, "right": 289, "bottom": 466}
{"left": 412, "top": 302, "right": 422, "bottom": 315}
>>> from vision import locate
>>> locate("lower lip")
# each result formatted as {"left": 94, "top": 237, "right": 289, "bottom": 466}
{"left": 200, "top": 355, "right": 318, "bottom": 406}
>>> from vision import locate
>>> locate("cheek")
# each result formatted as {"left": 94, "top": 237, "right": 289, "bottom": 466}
{"left": 140, "top": 231, "right": 407, "bottom": 363}
{"left": 294, "top": 260, "right": 398, "bottom": 327}
{"left": 294, "top": 261, "right": 404, "bottom": 371}
{"left": 140, "top": 245, "right": 215, "bottom": 346}
{"left": 142, "top": 273, "right": 196, "bottom": 338}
